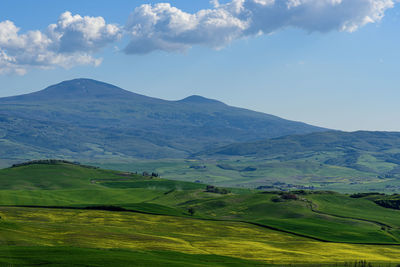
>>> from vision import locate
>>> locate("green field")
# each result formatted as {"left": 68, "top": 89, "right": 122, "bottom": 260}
{"left": 0, "top": 161, "right": 399, "bottom": 265}
{"left": 1, "top": 206, "right": 400, "bottom": 266}
{"left": 83, "top": 131, "right": 400, "bottom": 193}
{"left": 0, "top": 247, "right": 266, "bottom": 267}
{"left": 91, "top": 157, "right": 400, "bottom": 193}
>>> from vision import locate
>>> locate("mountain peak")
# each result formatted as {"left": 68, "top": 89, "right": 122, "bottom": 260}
{"left": 56, "top": 78, "right": 104, "bottom": 87}
{"left": 1, "top": 78, "right": 137, "bottom": 102}
{"left": 40, "top": 78, "right": 132, "bottom": 99}
{"left": 179, "top": 95, "right": 224, "bottom": 105}
{"left": 0, "top": 78, "right": 327, "bottom": 160}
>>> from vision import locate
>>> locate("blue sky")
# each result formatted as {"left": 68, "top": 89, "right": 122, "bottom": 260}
{"left": 0, "top": 0, "right": 400, "bottom": 131}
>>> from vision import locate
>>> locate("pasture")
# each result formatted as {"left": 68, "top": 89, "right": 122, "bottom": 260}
{"left": 0, "top": 162, "right": 399, "bottom": 265}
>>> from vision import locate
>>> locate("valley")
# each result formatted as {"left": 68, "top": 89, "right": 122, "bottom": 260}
{"left": 1, "top": 80, "right": 400, "bottom": 265}
{"left": 2, "top": 0, "right": 400, "bottom": 264}
{"left": 2, "top": 79, "right": 400, "bottom": 193}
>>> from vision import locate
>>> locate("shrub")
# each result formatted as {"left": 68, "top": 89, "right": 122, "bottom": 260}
{"left": 188, "top": 207, "right": 195, "bottom": 216}
{"left": 11, "top": 159, "right": 98, "bottom": 169}
{"left": 350, "top": 192, "right": 384, "bottom": 198}
{"left": 271, "top": 197, "right": 283, "bottom": 203}
{"left": 280, "top": 193, "right": 299, "bottom": 200}
{"left": 374, "top": 199, "right": 400, "bottom": 210}
{"left": 205, "top": 185, "right": 230, "bottom": 194}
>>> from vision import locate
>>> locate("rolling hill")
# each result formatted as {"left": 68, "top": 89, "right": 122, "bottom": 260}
{"left": 0, "top": 78, "right": 326, "bottom": 161}
{"left": 204, "top": 131, "right": 400, "bottom": 158}
{"left": 0, "top": 161, "right": 399, "bottom": 265}
{"left": 176, "top": 131, "right": 400, "bottom": 190}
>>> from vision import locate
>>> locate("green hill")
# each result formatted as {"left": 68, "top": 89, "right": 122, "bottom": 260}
{"left": 0, "top": 78, "right": 325, "bottom": 161}
{"left": 0, "top": 162, "right": 399, "bottom": 266}
{"left": 204, "top": 131, "right": 400, "bottom": 159}
{"left": 173, "top": 131, "right": 399, "bottom": 191}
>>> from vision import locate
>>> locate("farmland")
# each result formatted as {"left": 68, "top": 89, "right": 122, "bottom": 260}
{"left": 0, "top": 207, "right": 400, "bottom": 266}
{"left": 0, "top": 161, "right": 399, "bottom": 265}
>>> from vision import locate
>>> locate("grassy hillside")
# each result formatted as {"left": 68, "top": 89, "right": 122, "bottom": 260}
{"left": 1, "top": 207, "right": 400, "bottom": 266}
{"left": 0, "top": 160, "right": 204, "bottom": 190}
{"left": 204, "top": 131, "right": 400, "bottom": 157}
{"left": 148, "top": 131, "right": 400, "bottom": 191}
{"left": 0, "top": 247, "right": 265, "bottom": 267}
{"left": 93, "top": 157, "right": 400, "bottom": 193}
{"left": 0, "top": 78, "right": 325, "bottom": 160}
{"left": 0, "top": 162, "right": 400, "bottom": 265}
{"left": 202, "top": 131, "right": 400, "bottom": 177}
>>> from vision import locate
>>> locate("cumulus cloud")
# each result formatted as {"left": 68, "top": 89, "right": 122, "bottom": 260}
{"left": 0, "top": 12, "right": 120, "bottom": 75}
{"left": 0, "top": 1, "right": 396, "bottom": 74}
{"left": 124, "top": 0, "right": 395, "bottom": 54}
{"left": 241, "top": 0, "right": 394, "bottom": 34}
{"left": 124, "top": 3, "right": 248, "bottom": 54}
{"left": 48, "top": 11, "right": 121, "bottom": 53}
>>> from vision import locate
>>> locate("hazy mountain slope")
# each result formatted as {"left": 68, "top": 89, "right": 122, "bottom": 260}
{"left": 0, "top": 78, "right": 326, "bottom": 160}
{"left": 205, "top": 131, "right": 400, "bottom": 156}
{"left": 201, "top": 131, "right": 400, "bottom": 179}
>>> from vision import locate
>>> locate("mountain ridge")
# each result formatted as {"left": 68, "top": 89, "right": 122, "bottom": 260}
{"left": 1, "top": 78, "right": 153, "bottom": 102}
{"left": 177, "top": 95, "right": 225, "bottom": 105}
{"left": 0, "top": 78, "right": 327, "bottom": 160}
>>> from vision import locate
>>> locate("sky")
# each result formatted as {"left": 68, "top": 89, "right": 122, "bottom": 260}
{"left": 0, "top": 0, "right": 400, "bottom": 132}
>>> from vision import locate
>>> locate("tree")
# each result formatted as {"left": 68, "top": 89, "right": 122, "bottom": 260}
{"left": 206, "top": 185, "right": 215, "bottom": 192}
{"left": 188, "top": 207, "right": 195, "bottom": 216}
{"left": 205, "top": 185, "right": 230, "bottom": 194}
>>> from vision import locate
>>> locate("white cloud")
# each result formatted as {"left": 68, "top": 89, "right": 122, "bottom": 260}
{"left": 0, "top": 1, "right": 396, "bottom": 74}
{"left": 243, "top": 0, "right": 394, "bottom": 34}
{"left": 253, "top": 0, "right": 276, "bottom": 6}
{"left": 124, "top": 0, "right": 395, "bottom": 54}
{"left": 48, "top": 11, "right": 121, "bottom": 53}
{"left": 124, "top": 3, "right": 247, "bottom": 54}
{"left": 0, "top": 12, "right": 120, "bottom": 74}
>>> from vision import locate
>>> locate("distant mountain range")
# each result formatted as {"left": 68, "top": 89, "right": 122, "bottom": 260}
{"left": 0, "top": 78, "right": 326, "bottom": 160}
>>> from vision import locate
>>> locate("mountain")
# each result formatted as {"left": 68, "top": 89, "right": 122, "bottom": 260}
{"left": 201, "top": 130, "right": 400, "bottom": 178}
{"left": 178, "top": 95, "right": 224, "bottom": 104}
{"left": 0, "top": 78, "right": 326, "bottom": 160}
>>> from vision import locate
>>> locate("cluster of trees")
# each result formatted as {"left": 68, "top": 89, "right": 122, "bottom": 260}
{"left": 141, "top": 171, "right": 159, "bottom": 177}
{"left": 205, "top": 185, "right": 230, "bottom": 194}
{"left": 350, "top": 192, "right": 384, "bottom": 198}
{"left": 271, "top": 193, "right": 299, "bottom": 202}
{"left": 374, "top": 199, "right": 400, "bottom": 210}
{"left": 349, "top": 192, "right": 400, "bottom": 210}
{"left": 11, "top": 159, "right": 98, "bottom": 169}
{"left": 280, "top": 193, "right": 299, "bottom": 200}
{"left": 12, "top": 159, "right": 74, "bottom": 168}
